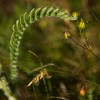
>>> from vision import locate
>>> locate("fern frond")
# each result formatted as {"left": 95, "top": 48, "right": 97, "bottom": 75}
{"left": 9, "top": 6, "right": 77, "bottom": 82}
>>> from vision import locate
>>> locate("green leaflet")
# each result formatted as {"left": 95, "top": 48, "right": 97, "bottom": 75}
{"left": 9, "top": 6, "right": 77, "bottom": 82}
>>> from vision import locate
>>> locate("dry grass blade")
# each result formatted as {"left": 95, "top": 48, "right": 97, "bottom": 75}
{"left": 27, "top": 69, "right": 51, "bottom": 87}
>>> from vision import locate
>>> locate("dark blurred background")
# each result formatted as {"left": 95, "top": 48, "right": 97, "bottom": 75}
{"left": 0, "top": 0, "right": 100, "bottom": 100}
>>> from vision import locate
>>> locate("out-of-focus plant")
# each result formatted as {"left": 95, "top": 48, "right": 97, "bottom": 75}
{"left": 0, "top": 1, "right": 99, "bottom": 99}
{"left": 9, "top": 6, "right": 77, "bottom": 83}
{"left": 0, "top": 6, "right": 76, "bottom": 100}
{"left": 0, "top": 63, "right": 17, "bottom": 100}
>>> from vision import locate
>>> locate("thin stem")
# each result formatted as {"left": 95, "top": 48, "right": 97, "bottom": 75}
{"left": 28, "top": 51, "right": 43, "bottom": 66}
{"left": 83, "top": 0, "right": 100, "bottom": 25}
{"left": 69, "top": 38, "right": 100, "bottom": 60}
{"left": 43, "top": 77, "right": 49, "bottom": 99}
{"left": 30, "top": 63, "right": 57, "bottom": 73}
{"left": 70, "top": 38, "right": 86, "bottom": 49}
{"left": 32, "top": 85, "right": 38, "bottom": 100}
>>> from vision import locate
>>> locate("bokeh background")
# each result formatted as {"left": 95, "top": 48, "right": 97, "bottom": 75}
{"left": 0, "top": 0, "right": 100, "bottom": 100}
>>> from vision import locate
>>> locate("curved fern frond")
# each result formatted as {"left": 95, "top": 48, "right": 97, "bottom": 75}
{"left": 9, "top": 6, "right": 77, "bottom": 82}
